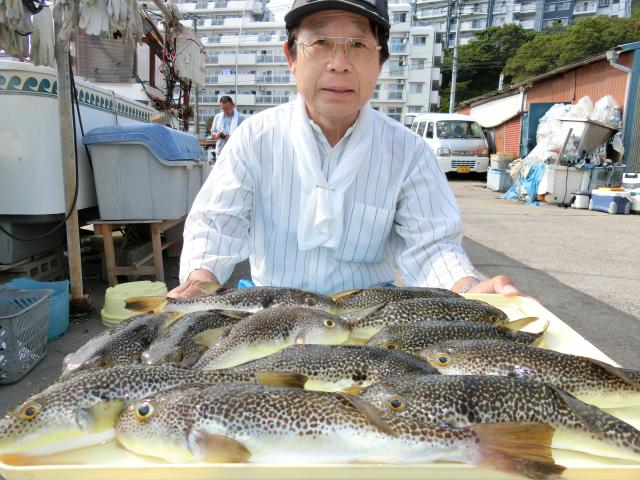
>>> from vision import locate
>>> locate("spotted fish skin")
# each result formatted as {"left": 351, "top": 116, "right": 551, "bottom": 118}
{"left": 192, "top": 307, "right": 352, "bottom": 370}
{"left": 366, "top": 321, "right": 542, "bottom": 354}
{"left": 142, "top": 310, "right": 238, "bottom": 367}
{"left": 359, "top": 374, "right": 640, "bottom": 462}
{"left": 333, "top": 287, "right": 460, "bottom": 310}
{"left": 115, "top": 383, "right": 564, "bottom": 480}
{"left": 228, "top": 344, "right": 438, "bottom": 392}
{"left": 0, "top": 365, "right": 279, "bottom": 458}
{"left": 60, "top": 312, "right": 174, "bottom": 378}
{"left": 349, "top": 298, "right": 509, "bottom": 339}
{"left": 419, "top": 339, "right": 640, "bottom": 409}
{"left": 163, "top": 287, "right": 346, "bottom": 315}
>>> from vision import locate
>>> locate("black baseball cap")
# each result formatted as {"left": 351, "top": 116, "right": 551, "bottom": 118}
{"left": 285, "top": 0, "right": 390, "bottom": 32}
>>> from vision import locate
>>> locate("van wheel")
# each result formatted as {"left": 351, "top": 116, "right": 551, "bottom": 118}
{"left": 588, "top": 199, "right": 593, "bottom": 210}
{"left": 608, "top": 202, "right": 618, "bottom": 215}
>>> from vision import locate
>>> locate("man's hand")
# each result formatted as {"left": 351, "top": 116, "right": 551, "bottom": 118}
{"left": 168, "top": 269, "right": 219, "bottom": 299}
{"left": 453, "top": 275, "right": 522, "bottom": 296}
{"left": 471, "top": 275, "right": 521, "bottom": 295}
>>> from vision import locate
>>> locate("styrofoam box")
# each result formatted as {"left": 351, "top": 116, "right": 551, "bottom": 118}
{"left": 486, "top": 167, "right": 512, "bottom": 192}
{"left": 84, "top": 125, "right": 205, "bottom": 220}
{"left": 87, "top": 144, "right": 202, "bottom": 220}
{"left": 538, "top": 165, "right": 590, "bottom": 205}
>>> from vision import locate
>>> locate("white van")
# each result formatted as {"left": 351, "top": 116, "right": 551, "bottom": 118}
{"left": 410, "top": 113, "right": 489, "bottom": 173}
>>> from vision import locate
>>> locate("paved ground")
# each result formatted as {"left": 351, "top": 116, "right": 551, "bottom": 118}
{"left": 451, "top": 174, "right": 639, "bottom": 371}
{"left": 1, "top": 175, "right": 638, "bottom": 416}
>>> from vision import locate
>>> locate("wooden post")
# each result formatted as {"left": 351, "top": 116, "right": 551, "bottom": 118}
{"left": 52, "top": 6, "right": 86, "bottom": 307}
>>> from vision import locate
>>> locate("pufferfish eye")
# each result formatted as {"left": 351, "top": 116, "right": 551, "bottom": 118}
{"left": 134, "top": 401, "right": 155, "bottom": 421}
{"left": 388, "top": 396, "right": 405, "bottom": 411}
{"left": 386, "top": 342, "right": 397, "bottom": 350}
{"left": 435, "top": 352, "right": 450, "bottom": 366}
{"left": 305, "top": 296, "right": 319, "bottom": 306}
{"left": 19, "top": 402, "right": 42, "bottom": 420}
{"left": 323, "top": 319, "right": 336, "bottom": 328}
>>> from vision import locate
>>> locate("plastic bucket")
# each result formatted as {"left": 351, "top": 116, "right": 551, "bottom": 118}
{"left": 571, "top": 192, "right": 590, "bottom": 209}
{"left": 101, "top": 280, "right": 167, "bottom": 327}
{"left": 6, "top": 278, "right": 69, "bottom": 342}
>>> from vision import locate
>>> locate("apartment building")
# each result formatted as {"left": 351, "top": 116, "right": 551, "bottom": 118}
{"left": 414, "top": 0, "right": 633, "bottom": 48}
{"left": 173, "top": 0, "right": 442, "bottom": 129}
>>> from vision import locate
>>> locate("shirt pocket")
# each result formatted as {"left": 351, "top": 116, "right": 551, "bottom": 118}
{"left": 335, "top": 202, "right": 394, "bottom": 263}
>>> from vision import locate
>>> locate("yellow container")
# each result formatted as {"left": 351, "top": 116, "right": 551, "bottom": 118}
{"left": 100, "top": 281, "right": 167, "bottom": 327}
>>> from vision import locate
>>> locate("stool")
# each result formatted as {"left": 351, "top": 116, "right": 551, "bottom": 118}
{"left": 90, "top": 217, "right": 186, "bottom": 286}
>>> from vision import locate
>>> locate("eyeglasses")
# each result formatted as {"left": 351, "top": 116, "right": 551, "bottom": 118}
{"left": 296, "top": 36, "right": 382, "bottom": 65}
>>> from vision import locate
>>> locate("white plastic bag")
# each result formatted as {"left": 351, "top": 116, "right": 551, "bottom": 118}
{"left": 590, "top": 95, "right": 621, "bottom": 127}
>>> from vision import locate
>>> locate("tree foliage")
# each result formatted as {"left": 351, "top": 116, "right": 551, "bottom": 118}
{"left": 504, "top": 11, "right": 640, "bottom": 83}
{"left": 439, "top": 24, "right": 535, "bottom": 112}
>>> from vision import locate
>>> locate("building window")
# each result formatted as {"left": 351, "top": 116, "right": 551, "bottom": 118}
{"left": 544, "top": 3, "right": 556, "bottom": 11}
{"left": 393, "top": 12, "right": 406, "bottom": 23}
{"left": 598, "top": 0, "right": 609, "bottom": 6}
{"left": 408, "top": 105, "right": 423, "bottom": 113}
{"left": 409, "top": 82, "right": 423, "bottom": 94}
{"left": 411, "top": 59, "right": 425, "bottom": 70}
{"left": 413, "top": 36, "right": 427, "bottom": 46}
{"left": 558, "top": 1, "right": 570, "bottom": 9}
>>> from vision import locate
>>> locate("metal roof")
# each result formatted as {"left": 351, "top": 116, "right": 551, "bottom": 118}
{"left": 458, "top": 41, "right": 640, "bottom": 109}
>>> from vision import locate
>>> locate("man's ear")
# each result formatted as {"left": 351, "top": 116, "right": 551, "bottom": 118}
{"left": 284, "top": 41, "right": 296, "bottom": 74}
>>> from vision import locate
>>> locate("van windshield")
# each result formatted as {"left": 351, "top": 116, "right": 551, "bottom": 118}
{"left": 436, "top": 121, "right": 484, "bottom": 139}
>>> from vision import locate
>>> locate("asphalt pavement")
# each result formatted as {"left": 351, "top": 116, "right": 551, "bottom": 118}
{"left": 1, "top": 175, "right": 638, "bottom": 416}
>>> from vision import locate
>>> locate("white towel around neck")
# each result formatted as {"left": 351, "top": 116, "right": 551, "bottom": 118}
{"left": 214, "top": 109, "right": 240, "bottom": 155}
{"left": 291, "top": 95, "right": 374, "bottom": 251}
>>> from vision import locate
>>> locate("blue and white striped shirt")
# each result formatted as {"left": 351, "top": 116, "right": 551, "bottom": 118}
{"left": 180, "top": 100, "right": 476, "bottom": 294}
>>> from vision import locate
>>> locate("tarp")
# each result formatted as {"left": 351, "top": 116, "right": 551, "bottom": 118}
{"left": 470, "top": 92, "right": 524, "bottom": 129}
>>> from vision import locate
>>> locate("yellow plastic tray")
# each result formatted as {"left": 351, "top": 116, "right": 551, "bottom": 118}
{"left": 2, "top": 294, "right": 639, "bottom": 480}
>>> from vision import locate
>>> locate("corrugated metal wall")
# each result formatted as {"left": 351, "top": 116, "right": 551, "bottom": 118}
{"left": 492, "top": 115, "right": 521, "bottom": 157}
{"left": 526, "top": 54, "right": 632, "bottom": 108}
{"left": 628, "top": 80, "right": 640, "bottom": 172}
{"left": 504, "top": 116, "right": 521, "bottom": 157}
{"left": 494, "top": 122, "right": 505, "bottom": 153}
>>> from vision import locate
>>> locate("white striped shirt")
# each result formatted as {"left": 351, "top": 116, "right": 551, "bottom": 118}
{"left": 180, "top": 100, "right": 477, "bottom": 294}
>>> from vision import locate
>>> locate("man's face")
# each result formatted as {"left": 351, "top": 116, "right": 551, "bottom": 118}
{"left": 221, "top": 102, "right": 235, "bottom": 116}
{"left": 285, "top": 10, "right": 383, "bottom": 127}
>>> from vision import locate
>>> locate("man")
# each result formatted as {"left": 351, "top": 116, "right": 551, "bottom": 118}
{"left": 210, "top": 96, "right": 245, "bottom": 157}
{"left": 170, "top": 0, "right": 520, "bottom": 298}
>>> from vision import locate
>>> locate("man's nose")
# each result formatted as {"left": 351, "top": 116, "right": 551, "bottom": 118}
{"left": 328, "top": 42, "right": 351, "bottom": 70}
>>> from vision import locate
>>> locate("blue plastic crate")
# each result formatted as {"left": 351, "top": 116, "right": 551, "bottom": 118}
{"left": 0, "top": 288, "right": 51, "bottom": 384}
{"left": 6, "top": 278, "right": 69, "bottom": 341}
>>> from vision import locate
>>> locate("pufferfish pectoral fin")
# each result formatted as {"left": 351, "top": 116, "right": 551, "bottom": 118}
{"left": 503, "top": 317, "right": 539, "bottom": 331}
{"left": 187, "top": 428, "right": 252, "bottom": 463}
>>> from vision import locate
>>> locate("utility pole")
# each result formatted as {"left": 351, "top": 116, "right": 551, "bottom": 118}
{"left": 448, "top": 0, "right": 461, "bottom": 113}
{"left": 193, "top": 16, "right": 200, "bottom": 136}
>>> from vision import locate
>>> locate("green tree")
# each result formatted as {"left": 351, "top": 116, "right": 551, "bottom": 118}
{"left": 505, "top": 13, "right": 640, "bottom": 83}
{"left": 439, "top": 24, "right": 535, "bottom": 112}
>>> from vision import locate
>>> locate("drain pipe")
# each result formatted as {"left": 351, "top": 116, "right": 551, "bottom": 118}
{"left": 606, "top": 48, "right": 631, "bottom": 134}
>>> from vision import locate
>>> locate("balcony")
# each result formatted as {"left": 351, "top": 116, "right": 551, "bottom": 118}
{"left": 256, "top": 75, "right": 292, "bottom": 84}
{"left": 256, "top": 54, "right": 287, "bottom": 63}
{"left": 256, "top": 95, "right": 290, "bottom": 104}
{"left": 574, "top": 3, "right": 597, "bottom": 14}
{"left": 389, "top": 45, "right": 407, "bottom": 54}
{"left": 387, "top": 91, "right": 404, "bottom": 101}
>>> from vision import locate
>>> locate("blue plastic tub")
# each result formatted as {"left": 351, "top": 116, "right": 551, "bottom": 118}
{"left": 6, "top": 278, "right": 70, "bottom": 341}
